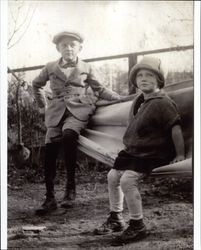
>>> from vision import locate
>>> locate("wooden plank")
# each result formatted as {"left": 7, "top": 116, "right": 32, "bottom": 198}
{"left": 165, "top": 79, "right": 193, "bottom": 92}
{"left": 151, "top": 158, "right": 192, "bottom": 177}
{"left": 78, "top": 135, "right": 115, "bottom": 167}
{"left": 78, "top": 136, "right": 192, "bottom": 177}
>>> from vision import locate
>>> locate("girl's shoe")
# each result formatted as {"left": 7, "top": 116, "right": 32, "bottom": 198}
{"left": 94, "top": 211, "right": 125, "bottom": 235}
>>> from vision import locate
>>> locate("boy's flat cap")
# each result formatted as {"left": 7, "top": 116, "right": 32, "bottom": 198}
{"left": 52, "top": 31, "right": 84, "bottom": 44}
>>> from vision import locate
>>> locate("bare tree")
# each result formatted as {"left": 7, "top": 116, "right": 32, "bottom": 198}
{"left": 8, "top": 0, "right": 37, "bottom": 49}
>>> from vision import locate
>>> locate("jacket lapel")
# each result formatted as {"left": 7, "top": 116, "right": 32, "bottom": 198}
{"left": 52, "top": 58, "right": 86, "bottom": 82}
{"left": 53, "top": 59, "right": 67, "bottom": 82}
{"left": 67, "top": 59, "right": 85, "bottom": 82}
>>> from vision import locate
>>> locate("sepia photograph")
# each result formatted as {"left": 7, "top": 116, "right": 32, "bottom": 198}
{"left": 1, "top": 0, "right": 200, "bottom": 249}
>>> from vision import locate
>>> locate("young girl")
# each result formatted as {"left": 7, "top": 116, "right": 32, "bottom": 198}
{"left": 94, "top": 56, "right": 185, "bottom": 245}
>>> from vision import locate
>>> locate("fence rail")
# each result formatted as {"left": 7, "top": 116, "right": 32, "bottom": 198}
{"left": 8, "top": 45, "right": 193, "bottom": 73}
{"left": 8, "top": 44, "right": 193, "bottom": 93}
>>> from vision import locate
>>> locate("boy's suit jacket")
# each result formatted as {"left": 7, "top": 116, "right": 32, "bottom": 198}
{"left": 32, "top": 58, "right": 117, "bottom": 127}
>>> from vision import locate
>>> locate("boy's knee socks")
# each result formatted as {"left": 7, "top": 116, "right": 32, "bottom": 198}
{"left": 62, "top": 129, "right": 79, "bottom": 187}
{"left": 44, "top": 143, "right": 59, "bottom": 197}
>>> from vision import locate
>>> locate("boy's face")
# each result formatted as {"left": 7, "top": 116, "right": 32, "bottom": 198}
{"left": 136, "top": 69, "right": 159, "bottom": 94}
{"left": 56, "top": 37, "right": 82, "bottom": 62}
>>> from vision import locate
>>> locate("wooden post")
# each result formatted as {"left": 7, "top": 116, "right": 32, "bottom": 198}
{"left": 128, "top": 54, "right": 138, "bottom": 94}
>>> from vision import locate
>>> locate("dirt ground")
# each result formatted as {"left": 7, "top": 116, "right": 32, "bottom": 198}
{"left": 7, "top": 170, "right": 193, "bottom": 250}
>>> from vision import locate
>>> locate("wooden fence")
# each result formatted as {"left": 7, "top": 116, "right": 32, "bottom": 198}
{"left": 8, "top": 45, "right": 193, "bottom": 93}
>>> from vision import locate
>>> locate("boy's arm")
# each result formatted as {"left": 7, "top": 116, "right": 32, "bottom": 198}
{"left": 32, "top": 66, "right": 49, "bottom": 112}
{"left": 86, "top": 65, "right": 121, "bottom": 101}
{"left": 171, "top": 124, "right": 185, "bottom": 163}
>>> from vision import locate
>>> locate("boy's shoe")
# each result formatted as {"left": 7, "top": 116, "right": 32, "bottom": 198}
{"left": 111, "top": 220, "right": 147, "bottom": 246}
{"left": 35, "top": 196, "right": 57, "bottom": 216}
{"left": 60, "top": 189, "right": 76, "bottom": 208}
{"left": 93, "top": 212, "right": 125, "bottom": 235}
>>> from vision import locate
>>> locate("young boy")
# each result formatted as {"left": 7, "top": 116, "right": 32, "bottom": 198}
{"left": 32, "top": 31, "right": 121, "bottom": 215}
{"left": 94, "top": 56, "right": 185, "bottom": 245}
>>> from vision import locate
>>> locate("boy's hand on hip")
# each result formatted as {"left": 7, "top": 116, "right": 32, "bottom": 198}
{"left": 111, "top": 94, "right": 122, "bottom": 101}
{"left": 39, "top": 107, "right": 46, "bottom": 115}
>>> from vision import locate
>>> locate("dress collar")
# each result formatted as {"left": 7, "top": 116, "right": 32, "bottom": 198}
{"left": 139, "top": 90, "right": 166, "bottom": 102}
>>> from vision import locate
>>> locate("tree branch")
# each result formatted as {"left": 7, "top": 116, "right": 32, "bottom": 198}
{"left": 15, "top": 6, "right": 32, "bottom": 33}
{"left": 8, "top": 5, "right": 37, "bottom": 49}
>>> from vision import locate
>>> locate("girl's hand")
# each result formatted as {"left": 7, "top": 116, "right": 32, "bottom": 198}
{"left": 171, "top": 155, "right": 185, "bottom": 164}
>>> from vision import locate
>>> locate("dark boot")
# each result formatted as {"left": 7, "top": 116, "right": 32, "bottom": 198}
{"left": 94, "top": 212, "right": 126, "bottom": 235}
{"left": 60, "top": 187, "right": 76, "bottom": 208}
{"left": 61, "top": 129, "right": 78, "bottom": 208}
{"left": 35, "top": 143, "right": 59, "bottom": 215}
{"left": 35, "top": 195, "right": 57, "bottom": 216}
{"left": 61, "top": 179, "right": 76, "bottom": 208}
{"left": 111, "top": 219, "right": 147, "bottom": 246}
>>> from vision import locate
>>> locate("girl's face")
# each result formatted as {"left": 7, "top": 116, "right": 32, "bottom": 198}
{"left": 136, "top": 69, "right": 159, "bottom": 94}
{"left": 57, "top": 37, "right": 82, "bottom": 62}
